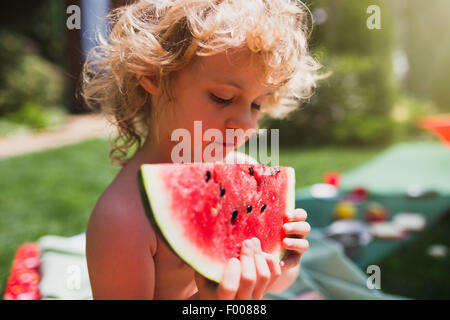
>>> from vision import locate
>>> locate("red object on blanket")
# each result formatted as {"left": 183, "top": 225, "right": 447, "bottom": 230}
{"left": 324, "top": 171, "right": 341, "bottom": 188}
{"left": 418, "top": 114, "right": 450, "bottom": 147}
{"left": 3, "top": 243, "right": 41, "bottom": 300}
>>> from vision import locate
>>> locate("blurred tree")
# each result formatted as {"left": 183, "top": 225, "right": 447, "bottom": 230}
{"left": 310, "top": 0, "right": 394, "bottom": 57}
{"left": 0, "top": 1, "right": 73, "bottom": 116}
{"left": 0, "top": 31, "right": 66, "bottom": 130}
{"left": 262, "top": 0, "right": 397, "bottom": 147}
{"left": 0, "top": 1, "right": 67, "bottom": 67}
{"left": 66, "top": 0, "right": 85, "bottom": 114}
{"left": 393, "top": 0, "right": 450, "bottom": 111}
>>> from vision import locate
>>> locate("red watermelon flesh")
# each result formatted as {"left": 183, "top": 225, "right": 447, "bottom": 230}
{"left": 138, "top": 163, "right": 295, "bottom": 283}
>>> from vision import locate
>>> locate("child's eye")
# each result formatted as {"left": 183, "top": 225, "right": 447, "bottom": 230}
{"left": 210, "top": 93, "right": 261, "bottom": 111}
{"left": 209, "top": 93, "right": 233, "bottom": 105}
{"left": 252, "top": 103, "right": 261, "bottom": 111}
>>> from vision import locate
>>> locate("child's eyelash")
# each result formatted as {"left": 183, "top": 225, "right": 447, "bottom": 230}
{"left": 209, "top": 93, "right": 232, "bottom": 105}
{"left": 209, "top": 93, "right": 261, "bottom": 110}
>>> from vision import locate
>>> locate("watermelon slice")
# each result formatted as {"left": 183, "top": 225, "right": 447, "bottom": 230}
{"left": 138, "top": 163, "right": 295, "bottom": 283}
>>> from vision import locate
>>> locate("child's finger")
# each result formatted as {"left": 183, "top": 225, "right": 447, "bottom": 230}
{"left": 280, "top": 250, "right": 302, "bottom": 270}
{"left": 251, "top": 238, "right": 271, "bottom": 300}
{"left": 217, "top": 258, "right": 241, "bottom": 300}
{"left": 282, "top": 238, "right": 309, "bottom": 252}
{"left": 236, "top": 239, "right": 256, "bottom": 300}
{"left": 286, "top": 208, "right": 307, "bottom": 222}
{"left": 262, "top": 252, "right": 282, "bottom": 289}
{"left": 283, "top": 221, "right": 311, "bottom": 237}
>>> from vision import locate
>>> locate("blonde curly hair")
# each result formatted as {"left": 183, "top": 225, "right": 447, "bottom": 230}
{"left": 82, "top": 0, "right": 322, "bottom": 167}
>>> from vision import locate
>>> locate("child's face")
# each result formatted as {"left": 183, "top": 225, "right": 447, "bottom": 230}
{"left": 158, "top": 48, "right": 271, "bottom": 161}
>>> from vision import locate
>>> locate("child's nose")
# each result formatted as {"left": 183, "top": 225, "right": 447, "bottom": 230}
{"left": 225, "top": 107, "right": 256, "bottom": 133}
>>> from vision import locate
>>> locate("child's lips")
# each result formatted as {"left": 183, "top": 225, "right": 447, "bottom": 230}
{"left": 213, "top": 140, "right": 236, "bottom": 148}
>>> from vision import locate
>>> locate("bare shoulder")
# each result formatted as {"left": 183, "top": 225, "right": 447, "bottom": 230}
{"left": 88, "top": 183, "right": 157, "bottom": 255}
{"left": 86, "top": 178, "right": 157, "bottom": 299}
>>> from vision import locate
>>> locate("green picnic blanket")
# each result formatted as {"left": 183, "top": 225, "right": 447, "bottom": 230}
{"left": 37, "top": 232, "right": 403, "bottom": 300}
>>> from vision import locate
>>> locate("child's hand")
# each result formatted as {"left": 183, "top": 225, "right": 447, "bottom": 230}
{"left": 280, "top": 208, "right": 310, "bottom": 270}
{"left": 194, "top": 238, "right": 282, "bottom": 300}
{"left": 194, "top": 210, "right": 310, "bottom": 299}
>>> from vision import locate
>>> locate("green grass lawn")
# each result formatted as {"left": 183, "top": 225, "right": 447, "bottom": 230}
{"left": 0, "top": 139, "right": 120, "bottom": 293}
{"left": 1, "top": 138, "right": 448, "bottom": 299}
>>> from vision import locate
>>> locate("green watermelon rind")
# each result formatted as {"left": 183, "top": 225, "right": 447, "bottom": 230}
{"left": 138, "top": 164, "right": 296, "bottom": 283}
{"left": 137, "top": 168, "right": 170, "bottom": 246}
{"left": 137, "top": 166, "right": 193, "bottom": 260}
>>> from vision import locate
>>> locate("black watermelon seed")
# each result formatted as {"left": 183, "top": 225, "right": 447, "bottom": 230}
{"left": 260, "top": 204, "right": 267, "bottom": 213}
{"left": 263, "top": 180, "right": 266, "bottom": 186}
{"left": 205, "top": 171, "right": 211, "bottom": 182}
{"left": 246, "top": 205, "right": 252, "bottom": 214}
{"left": 262, "top": 165, "right": 266, "bottom": 171}
{"left": 275, "top": 168, "right": 281, "bottom": 174}
{"left": 220, "top": 187, "right": 226, "bottom": 197}
{"left": 231, "top": 209, "right": 238, "bottom": 223}
{"left": 249, "top": 166, "right": 254, "bottom": 176}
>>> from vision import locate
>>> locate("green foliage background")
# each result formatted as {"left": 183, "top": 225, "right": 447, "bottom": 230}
{"left": 0, "top": 1, "right": 68, "bottom": 135}
{"left": 393, "top": 0, "right": 450, "bottom": 111}
{"left": 1, "top": 0, "right": 448, "bottom": 140}
{"left": 262, "top": 0, "right": 398, "bottom": 147}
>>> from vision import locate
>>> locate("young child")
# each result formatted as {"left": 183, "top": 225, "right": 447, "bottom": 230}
{"left": 82, "top": 0, "right": 321, "bottom": 300}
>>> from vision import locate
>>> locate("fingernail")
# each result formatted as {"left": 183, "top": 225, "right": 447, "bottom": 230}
{"left": 242, "top": 239, "right": 253, "bottom": 253}
{"left": 253, "top": 238, "right": 261, "bottom": 251}
{"left": 283, "top": 223, "right": 291, "bottom": 232}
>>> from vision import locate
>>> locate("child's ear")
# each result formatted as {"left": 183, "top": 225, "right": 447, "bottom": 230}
{"left": 138, "top": 73, "right": 161, "bottom": 95}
